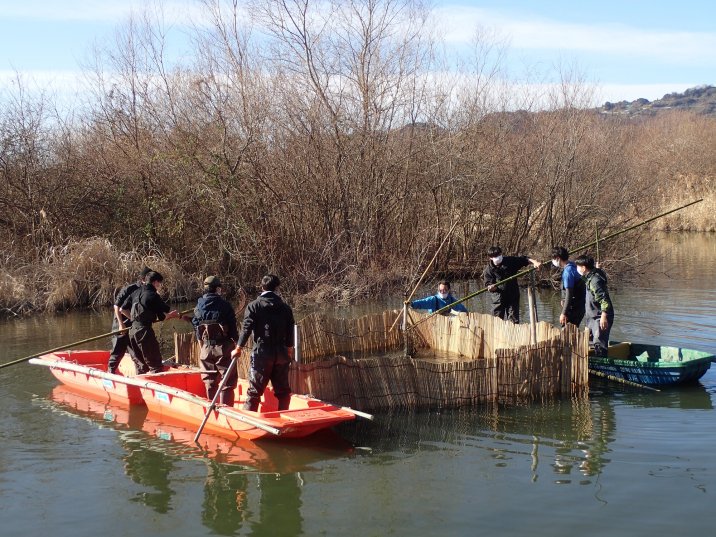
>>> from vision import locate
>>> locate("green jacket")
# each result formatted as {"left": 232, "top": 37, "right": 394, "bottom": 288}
{"left": 584, "top": 269, "right": 614, "bottom": 318}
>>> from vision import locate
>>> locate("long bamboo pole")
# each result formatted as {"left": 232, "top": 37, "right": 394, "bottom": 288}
{"left": 389, "top": 219, "right": 460, "bottom": 332}
{"left": 194, "top": 353, "right": 240, "bottom": 443}
{"left": 588, "top": 368, "right": 660, "bottom": 392}
{"left": 0, "top": 308, "right": 194, "bottom": 370}
{"left": 408, "top": 199, "right": 703, "bottom": 330}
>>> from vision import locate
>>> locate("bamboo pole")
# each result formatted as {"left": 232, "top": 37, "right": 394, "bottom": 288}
{"left": 588, "top": 368, "right": 661, "bottom": 392}
{"left": 194, "top": 353, "right": 239, "bottom": 443}
{"left": 1, "top": 308, "right": 194, "bottom": 370}
{"left": 527, "top": 271, "right": 538, "bottom": 345}
{"left": 389, "top": 219, "right": 460, "bottom": 332}
{"left": 408, "top": 199, "right": 703, "bottom": 330}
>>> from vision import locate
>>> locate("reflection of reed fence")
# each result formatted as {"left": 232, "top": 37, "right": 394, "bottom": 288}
{"left": 174, "top": 310, "right": 589, "bottom": 411}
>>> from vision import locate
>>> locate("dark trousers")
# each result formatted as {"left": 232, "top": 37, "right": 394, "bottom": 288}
{"left": 199, "top": 341, "right": 237, "bottom": 406}
{"left": 129, "top": 325, "right": 164, "bottom": 373}
{"left": 492, "top": 298, "right": 520, "bottom": 324}
{"left": 244, "top": 354, "right": 291, "bottom": 412}
{"left": 586, "top": 314, "right": 614, "bottom": 356}
{"left": 108, "top": 332, "right": 142, "bottom": 373}
{"left": 565, "top": 310, "right": 585, "bottom": 327}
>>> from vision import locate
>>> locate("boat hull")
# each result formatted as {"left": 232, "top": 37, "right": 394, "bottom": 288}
{"left": 589, "top": 342, "right": 714, "bottom": 387}
{"left": 39, "top": 350, "right": 145, "bottom": 404}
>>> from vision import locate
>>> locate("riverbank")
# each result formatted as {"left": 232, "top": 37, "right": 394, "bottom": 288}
{"left": 2, "top": 224, "right": 714, "bottom": 319}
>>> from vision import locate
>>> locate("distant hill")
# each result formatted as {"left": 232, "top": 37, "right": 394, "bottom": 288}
{"left": 599, "top": 85, "right": 716, "bottom": 117}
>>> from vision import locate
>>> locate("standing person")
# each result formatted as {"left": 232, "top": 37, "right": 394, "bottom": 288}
{"left": 108, "top": 266, "right": 152, "bottom": 374}
{"left": 482, "top": 246, "right": 541, "bottom": 323}
{"left": 192, "top": 276, "right": 239, "bottom": 406}
{"left": 232, "top": 274, "right": 295, "bottom": 412}
{"left": 575, "top": 255, "right": 614, "bottom": 356}
{"left": 120, "top": 271, "right": 179, "bottom": 374}
{"left": 409, "top": 281, "right": 468, "bottom": 315}
{"left": 551, "top": 247, "right": 586, "bottom": 327}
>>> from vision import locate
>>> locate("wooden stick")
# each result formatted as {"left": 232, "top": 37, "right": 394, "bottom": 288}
{"left": 194, "top": 353, "right": 239, "bottom": 443}
{"left": 1, "top": 308, "right": 194, "bottom": 370}
{"left": 588, "top": 368, "right": 661, "bottom": 392}
{"left": 390, "top": 219, "right": 460, "bottom": 332}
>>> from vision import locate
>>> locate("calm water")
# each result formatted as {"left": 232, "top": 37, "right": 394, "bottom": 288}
{"left": 1, "top": 232, "right": 716, "bottom": 537}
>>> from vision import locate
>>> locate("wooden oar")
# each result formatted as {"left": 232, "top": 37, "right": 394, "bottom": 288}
{"left": 588, "top": 368, "right": 660, "bottom": 392}
{"left": 0, "top": 307, "right": 194, "bottom": 370}
{"left": 389, "top": 219, "right": 460, "bottom": 332}
{"left": 407, "top": 199, "right": 703, "bottom": 331}
{"left": 194, "top": 353, "right": 239, "bottom": 443}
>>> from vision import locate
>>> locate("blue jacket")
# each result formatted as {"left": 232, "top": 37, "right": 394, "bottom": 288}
{"left": 192, "top": 292, "right": 239, "bottom": 342}
{"left": 561, "top": 261, "right": 586, "bottom": 317}
{"left": 410, "top": 293, "right": 467, "bottom": 315}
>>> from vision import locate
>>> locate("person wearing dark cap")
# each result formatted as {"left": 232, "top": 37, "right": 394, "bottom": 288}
{"left": 233, "top": 274, "right": 295, "bottom": 412}
{"left": 575, "top": 255, "right": 614, "bottom": 356}
{"left": 120, "top": 271, "right": 180, "bottom": 374}
{"left": 551, "top": 246, "right": 586, "bottom": 327}
{"left": 108, "top": 266, "right": 152, "bottom": 374}
{"left": 192, "top": 276, "right": 239, "bottom": 406}
{"left": 482, "top": 246, "right": 541, "bottom": 323}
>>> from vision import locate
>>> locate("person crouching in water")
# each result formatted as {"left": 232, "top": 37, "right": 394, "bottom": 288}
{"left": 575, "top": 255, "right": 614, "bottom": 356}
{"left": 410, "top": 281, "right": 468, "bottom": 315}
{"left": 233, "top": 274, "right": 295, "bottom": 412}
{"left": 192, "top": 275, "right": 239, "bottom": 406}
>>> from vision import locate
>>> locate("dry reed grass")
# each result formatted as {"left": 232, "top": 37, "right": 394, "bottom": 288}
{"left": 0, "top": 237, "right": 195, "bottom": 315}
{"left": 654, "top": 188, "right": 716, "bottom": 232}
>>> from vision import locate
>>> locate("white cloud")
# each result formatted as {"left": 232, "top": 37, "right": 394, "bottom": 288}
{"left": 1, "top": 0, "right": 209, "bottom": 27}
{"left": 435, "top": 5, "right": 716, "bottom": 64}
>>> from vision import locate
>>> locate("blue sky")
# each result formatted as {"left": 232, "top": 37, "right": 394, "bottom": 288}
{"left": 1, "top": 0, "right": 714, "bottom": 105}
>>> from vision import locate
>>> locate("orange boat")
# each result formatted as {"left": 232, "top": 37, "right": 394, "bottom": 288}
{"left": 30, "top": 350, "right": 369, "bottom": 441}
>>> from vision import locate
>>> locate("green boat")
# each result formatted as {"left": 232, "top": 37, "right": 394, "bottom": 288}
{"left": 589, "top": 342, "right": 715, "bottom": 387}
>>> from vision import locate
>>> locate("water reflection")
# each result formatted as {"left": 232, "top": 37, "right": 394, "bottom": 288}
{"left": 46, "top": 386, "right": 350, "bottom": 535}
{"left": 338, "top": 398, "right": 617, "bottom": 483}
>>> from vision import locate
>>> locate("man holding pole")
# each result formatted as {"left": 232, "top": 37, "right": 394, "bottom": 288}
{"left": 233, "top": 274, "right": 295, "bottom": 412}
{"left": 192, "top": 276, "right": 239, "bottom": 406}
{"left": 575, "top": 255, "right": 614, "bottom": 356}
{"left": 108, "top": 266, "right": 152, "bottom": 374}
{"left": 410, "top": 281, "right": 467, "bottom": 316}
{"left": 483, "top": 246, "right": 541, "bottom": 323}
{"left": 120, "top": 271, "right": 180, "bottom": 374}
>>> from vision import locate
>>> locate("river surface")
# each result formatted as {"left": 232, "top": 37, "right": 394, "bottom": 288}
{"left": 1, "top": 232, "right": 716, "bottom": 537}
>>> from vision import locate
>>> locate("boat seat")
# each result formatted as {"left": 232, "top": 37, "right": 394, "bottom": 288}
{"left": 607, "top": 342, "right": 632, "bottom": 360}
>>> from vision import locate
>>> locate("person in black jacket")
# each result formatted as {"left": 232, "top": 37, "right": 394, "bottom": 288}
{"left": 120, "top": 271, "right": 179, "bottom": 374}
{"left": 482, "top": 246, "right": 541, "bottom": 324}
{"left": 232, "top": 274, "right": 295, "bottom": 412}
{"left": 192, "top": 275, "right": 239, "bottom": 406}
{"left": 108, "top": 267, "right": 152, "bottom": 374}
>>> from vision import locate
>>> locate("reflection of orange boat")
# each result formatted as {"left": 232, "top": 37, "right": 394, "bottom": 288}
{"left": 31, "top": 350, "right": 366, "bottom": 441}
{"left": 50, "top": 385, "right": 354, "bottom": 469}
